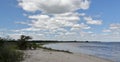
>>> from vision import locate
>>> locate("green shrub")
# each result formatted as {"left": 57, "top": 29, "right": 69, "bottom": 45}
{"left": 0, "top": 39, "right": 5, "bottom": 46}
{"left": 0, "top": 47, "right": 24, "bottom": 62}
{"left": 17, "top": 41, "right": 28, "bottom": 50}
{"left": 31, "top": 43, "right": 39, "bottom": 49}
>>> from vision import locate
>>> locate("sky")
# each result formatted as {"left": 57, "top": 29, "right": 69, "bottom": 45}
{"left": 0, "top": 0, "right": 120, "bottom": 41}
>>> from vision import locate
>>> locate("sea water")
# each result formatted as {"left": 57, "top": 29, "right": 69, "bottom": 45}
{"left": 43, "top": 42, "right": 120, "bottom": 62}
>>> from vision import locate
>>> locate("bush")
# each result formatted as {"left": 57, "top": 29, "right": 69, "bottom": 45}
{"left": 17, "top": 40, "right": 28, "bottom": 50}
{"left": 0, "top": 47, "right": 24, "bottom": 62}
{"left": 17, "top": 35, "right": 32, "bottom": 50}
{"left": 31, "top": 43, "right": 39, "bottom": 49}
{"left": 0, "top": 38, "right": 5, "bottom": 46}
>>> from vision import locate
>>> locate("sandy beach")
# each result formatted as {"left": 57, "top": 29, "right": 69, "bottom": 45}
{"left": 22, "top": 49, "right": 113, "bottom": 62}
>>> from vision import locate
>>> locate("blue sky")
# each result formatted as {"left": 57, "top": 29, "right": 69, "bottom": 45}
{"left": 0, "top": 0, "right": 120, "bottom": 41}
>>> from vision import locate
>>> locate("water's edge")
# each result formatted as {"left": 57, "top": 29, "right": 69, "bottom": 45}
{"left": 43, "top": 42, "right": 120, "bottom": 62}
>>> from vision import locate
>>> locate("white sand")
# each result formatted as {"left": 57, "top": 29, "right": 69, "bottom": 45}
{"left": 22, "top": 49, "right": 113, "bottom": 62}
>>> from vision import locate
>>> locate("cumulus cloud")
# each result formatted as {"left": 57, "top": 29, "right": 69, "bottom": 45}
{"left": 84, "top": 16, "right": 102, "bottom": 25}
{"left": 102, "top": 29, "right": 111, "bottom": 32}
{"left": 109, "top": 24, "right": 120, "bottom": 34}
{"left": 71, "top": 23, "right": 90, "bottom": 31}
{"left": 14, "top": 12, "right": 95, "bottom": 40}
{"left": 15, "top": 21, "right": 30, "bottom": 25}
{"left": 103, "top": 23, "right": 120, "bottom": 35}
{"left": 15, "top": 0, "right": 108, "bottom": 41}
{"left": 26, "top": 12, "right": 82, "bottom": 30}
{"left": 110, "top": 23, "right": 120, "bottom": 30}
{"left": 20, "top": 12, "right": 93, "bottom": 33}
{"left": 18, "top": 0, "right": 90, "bottom": 14}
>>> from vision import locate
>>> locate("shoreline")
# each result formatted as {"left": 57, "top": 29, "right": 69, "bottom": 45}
{"left": 22, "top": 48, "right": 113, "bottom": 62}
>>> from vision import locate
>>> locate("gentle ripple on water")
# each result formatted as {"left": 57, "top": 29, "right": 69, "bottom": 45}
{"left": 44, "top": 42, "right": 120, "bottom": 62}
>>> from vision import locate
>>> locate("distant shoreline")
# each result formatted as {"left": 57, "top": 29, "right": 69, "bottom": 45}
{"left": 2, "top": 40, "right": 101, "bottom": 43}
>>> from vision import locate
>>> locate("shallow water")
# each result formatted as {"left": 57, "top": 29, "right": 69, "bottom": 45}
{"left": 43, "top": 42, "right": 120, "bottom": 62}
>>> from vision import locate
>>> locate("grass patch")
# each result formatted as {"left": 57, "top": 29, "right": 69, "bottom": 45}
{"left": 0, "top": 47, "right": 24, "bottom": 62}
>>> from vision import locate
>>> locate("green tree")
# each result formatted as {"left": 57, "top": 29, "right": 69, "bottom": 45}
{"left": 17, "top": 35, "right": 32, "bottom": 50}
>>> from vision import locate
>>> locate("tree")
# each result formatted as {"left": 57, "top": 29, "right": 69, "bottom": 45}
{"left": 17, "top": 35, "right": 32, "bottom": 50}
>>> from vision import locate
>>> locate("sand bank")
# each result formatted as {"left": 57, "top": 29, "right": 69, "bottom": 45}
{"left": 22, "top": 49, "right": 113, "bottom": 62}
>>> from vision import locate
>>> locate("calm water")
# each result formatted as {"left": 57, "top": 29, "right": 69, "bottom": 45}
{"left": 43, "top": 42, "right": 120, "bottom": 62}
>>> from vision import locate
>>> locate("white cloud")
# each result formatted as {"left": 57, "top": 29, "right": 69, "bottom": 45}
{"left": 19, "top": 12, "right": 93, "bottom": 34}
{"left": 71, "top": 23, "right": 90, "bottom": 31}
{"left": 14, "top": 12, "right": 94, "bottom": 40}
{"left": 102, "top": 29, "right": 111, "bottom": 32}
{"left": 21, "top": 28, "right": 41, "bottom": 31}
{"left": 26, "top": 12, "right": 82, "bottom": 30}
{"left": 18, "top": 0, "right": 90, "bottom": 14}
{"left": 110, "top": 23, "right": 120, "bottom": 30}
{"left": 103, "top": 23, "right": 120, "bottom": 33}
{"left": 84, "top": 16, "right": 102, "bottom": 25}
{"left": 108, "top": 24, "right": 120, "bottom": 34}
{"left": 16, "top": 0, "right": 117, "bottom": 41}
{"left": 28, "top": 14, "right": 50, "bottom": 20}
{"left": 15, "top": 21, "right": 29, "bottom": 25}
{"left": 65, "top": 32, "right": 77, "bottom": 35}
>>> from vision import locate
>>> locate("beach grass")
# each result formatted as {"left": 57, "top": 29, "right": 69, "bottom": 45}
{"left": 0, "top": 46, "right": 24, "bottom": 62}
